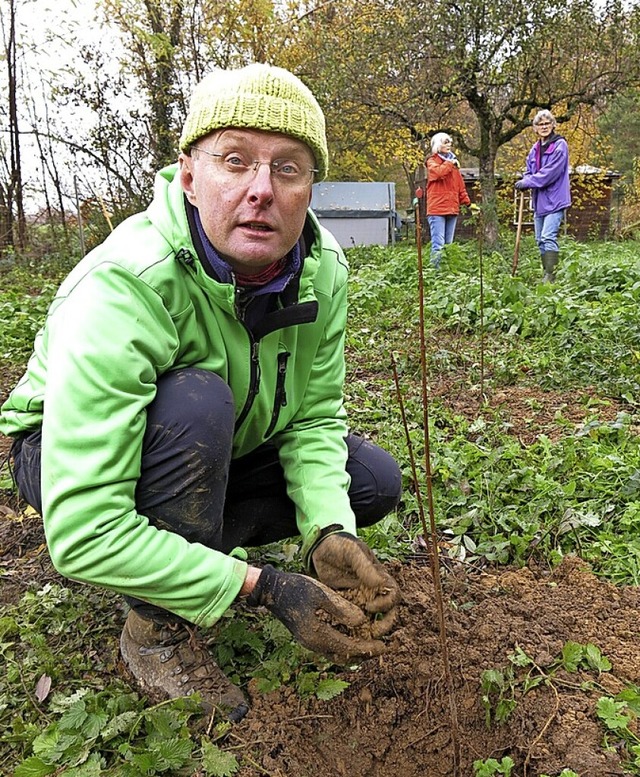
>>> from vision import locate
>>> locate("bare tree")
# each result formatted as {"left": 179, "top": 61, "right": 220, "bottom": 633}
{"left": 1, "top": 0, "right": 26, "bottom": 249}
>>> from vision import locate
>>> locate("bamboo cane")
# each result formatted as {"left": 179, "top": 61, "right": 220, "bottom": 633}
{"left": 409, "top": 197, "right": 461, "bottom": 774}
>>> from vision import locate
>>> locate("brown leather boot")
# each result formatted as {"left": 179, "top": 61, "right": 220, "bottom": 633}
{"left": 120, "top": 610, "right": 248, "bottom": 722}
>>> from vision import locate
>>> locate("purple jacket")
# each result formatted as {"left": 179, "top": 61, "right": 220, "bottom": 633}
{"left": 520, "top": 134, "right": 571, "bottom": 216}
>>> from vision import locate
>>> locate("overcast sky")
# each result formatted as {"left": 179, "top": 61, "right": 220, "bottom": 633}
{"left": 8, "top": 0, "right": 123, "bottom": 210}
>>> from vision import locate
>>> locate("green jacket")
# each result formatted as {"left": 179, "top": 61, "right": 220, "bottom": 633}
{"left": 0, "top": 164, "right": 356, "bottom": 626}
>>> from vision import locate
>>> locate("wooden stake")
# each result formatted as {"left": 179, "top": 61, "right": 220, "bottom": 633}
{"left": 391, "top": 202, "right": 462, "bottom": 774}
{"left": 512, "top": 190, "right": 525, "bottom": 276}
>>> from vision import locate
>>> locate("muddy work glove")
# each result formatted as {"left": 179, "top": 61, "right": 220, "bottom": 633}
{"left": 310, "top": 533, "right": 400, "bottom": 638}
{"left": 246, "top": 565, "right": 386, "bottom": 663}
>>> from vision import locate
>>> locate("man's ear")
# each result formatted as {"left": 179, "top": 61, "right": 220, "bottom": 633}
{"left": 179, "top": 153, "right": 197, "bottom": 205}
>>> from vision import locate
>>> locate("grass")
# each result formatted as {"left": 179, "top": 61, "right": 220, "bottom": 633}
{"left": 1, "top": 235, "right": 640, "bottom": 774}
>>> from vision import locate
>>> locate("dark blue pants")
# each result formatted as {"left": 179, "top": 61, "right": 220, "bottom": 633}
{"left": 12, "top": 369, "right": 402, "bottom": 620}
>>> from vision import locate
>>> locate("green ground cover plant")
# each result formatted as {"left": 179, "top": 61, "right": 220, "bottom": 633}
{"left": 345, "top": 239, "right": 640, "bottom": 582}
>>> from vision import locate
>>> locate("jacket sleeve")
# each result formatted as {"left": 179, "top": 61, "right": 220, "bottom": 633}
{"left": 520, "top": 140, "right": 568, "bottom": 190}
{"left": 427, "top": 155, "right": 456, "bottom": 181}
{"left": 39, "top": 262, "right": 246, "bottom": 628}
{"left": 273, "top": 264, "right": 356, "bottom": 543}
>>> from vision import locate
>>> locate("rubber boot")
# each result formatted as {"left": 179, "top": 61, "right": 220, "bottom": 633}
{"left": 120, "top": 610, "right": 249, "bottom": 722}
{"left": 541, "top": 251, "right": 559, "bottom": 283}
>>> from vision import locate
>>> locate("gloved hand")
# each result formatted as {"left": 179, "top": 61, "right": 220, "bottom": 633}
{"left": 246, "top": 565, "right": 386, "bottom": 662}
{"left": 514, "top": 179, "right": 528, "bottom": 190}
{"left": 310, "top": 533, "right": 400, "bottom": 637}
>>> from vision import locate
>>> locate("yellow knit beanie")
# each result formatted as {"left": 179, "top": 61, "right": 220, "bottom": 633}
{"left": 179, "top": 63, "right": 328, "bottom": 180}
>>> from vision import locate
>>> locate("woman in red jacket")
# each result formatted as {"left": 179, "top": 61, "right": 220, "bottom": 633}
{"left": 426, "top": 132, "right": 470, "bottom": 268}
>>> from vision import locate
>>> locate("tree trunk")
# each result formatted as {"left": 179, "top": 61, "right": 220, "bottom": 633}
{"left": 7, "top": 0, "right": 26, "bottom": 248}
{"left": 0, "top": 185, "right": 12, "bottom": 250}
{"left": 144, "top": 0, "right": 183, "bottom": 169}
{"left": 475, "top": 125, "right": 501, "bottom": 248}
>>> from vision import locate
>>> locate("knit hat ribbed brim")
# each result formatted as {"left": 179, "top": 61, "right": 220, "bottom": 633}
{"left": 179, "top": 64, "right": 328, "bottom": 180}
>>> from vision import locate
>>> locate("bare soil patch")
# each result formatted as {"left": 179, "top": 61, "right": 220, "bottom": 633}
{"left": 234, "top": 558, "right": 639, "bottom": 777}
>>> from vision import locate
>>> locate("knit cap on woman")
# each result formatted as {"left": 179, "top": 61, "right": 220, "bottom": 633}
{"left": 179, "top": 63, "right": 329, "bottom": 180}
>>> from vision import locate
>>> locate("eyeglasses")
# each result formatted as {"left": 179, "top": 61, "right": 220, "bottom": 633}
{"left": 191, "top": 146, "right": 318, "bottom": 189}
{"left": 536, "top": 122, "right": 552, "bottom": 128}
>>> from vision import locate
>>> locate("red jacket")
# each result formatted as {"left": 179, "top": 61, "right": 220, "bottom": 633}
{"left": 426, "top": 154, "right": 471, "bottom": 215}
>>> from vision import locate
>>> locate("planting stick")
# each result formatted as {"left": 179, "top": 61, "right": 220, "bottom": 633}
{"left": 512, "top": 190, "right": 525, "bottom": 276}
{"left": 478, "top": 206, "right": 485, "bottom": 395}
{"left": 395, "top": 201, "right": 461, "bottom": 774}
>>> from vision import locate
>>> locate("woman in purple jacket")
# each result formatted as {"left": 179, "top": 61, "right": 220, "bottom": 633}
{"left": 515, "top": 110, "right": 571, "bottom": 282}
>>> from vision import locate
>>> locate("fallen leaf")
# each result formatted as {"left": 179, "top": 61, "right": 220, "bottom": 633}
{"left": 35, "top": 673, "right": 52, "bottom": 702}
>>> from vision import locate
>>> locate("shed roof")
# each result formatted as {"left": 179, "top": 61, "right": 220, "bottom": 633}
{"left": 311, "top": 182, "right": 396, "bottom": 218}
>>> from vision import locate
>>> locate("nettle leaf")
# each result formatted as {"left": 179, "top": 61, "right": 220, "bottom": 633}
{"left": 216, "top": 642, "right": 235, "bottom": 668}
{"left": 59, "top": 701, "right": 89, "bottom": 731}
{"left": 130, "top": 751, "right": 158, "bottom": 772}
{"left": 82, "top": 711, "right": 109, "bottom": 739}
{"left": 315, "top": 678, "right": 350, "bottom": 701}
{"left": 60, "top": 752, "right": 103, "bottom": 776}
{"left": 295, "top": 671, "right": 320, "bottom": 697}
{"left": 106, "top": 692, "right": 142, "bottom": 717}
{"left": 14, "top": 756, "right": 57, "bottom": 777}
{"left": 49, "top": 689, "right": 90, "bottom": 714}
{"left": 201, "top": 741, "right": 239, "bottom": 776}
{"left": 481, "top": 669, "right": 505, "bottom": 691}
{"left": 255, "top": 675, "right": 282, "bottom": 694}
{"left": 145, "top": 708, "right": 184, "bottom": 739}
{"left": 155, "top": 737, "right": 193, "bottom": 768}
{"left": 495, "top": 698, "right": 517, "bottom": 723}
{"left": 32, "top": 728, "right": 79, "bottom": 762}
{"left": 101, "top": 711, "right": 139, "bottom": 742}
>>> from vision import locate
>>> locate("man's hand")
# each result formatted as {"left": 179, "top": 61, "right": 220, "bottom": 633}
{"left": 514, "top": 179, "right": 528, "bottom": 190}
{"left": 246, "top": 565, "right": 386, "bottom": 662}
{"left": 311, "top": 533, "right": 400, "bottom": 636}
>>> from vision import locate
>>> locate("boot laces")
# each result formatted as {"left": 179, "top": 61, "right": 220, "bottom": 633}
{"left": 139, "top": 622, "right": 229, "bottom": 693}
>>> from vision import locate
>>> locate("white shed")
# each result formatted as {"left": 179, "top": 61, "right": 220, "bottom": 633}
{"left": 311, "top": 182, "right": 398, "bottom": 248}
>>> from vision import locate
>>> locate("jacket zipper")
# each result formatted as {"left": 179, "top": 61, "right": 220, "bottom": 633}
{"left": 234, "top": 287, "right": 261, "bottom": 431}
{"left": 264, "top": 351, "right": 290, "bottom": 438}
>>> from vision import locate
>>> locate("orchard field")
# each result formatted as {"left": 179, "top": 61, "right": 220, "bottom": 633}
{"left": 2, "top": 236, "right": 640, "bottom": 776}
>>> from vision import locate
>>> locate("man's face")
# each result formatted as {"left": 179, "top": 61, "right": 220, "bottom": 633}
{"left": 179, "top": 128, "right": 315, "bottom": 275}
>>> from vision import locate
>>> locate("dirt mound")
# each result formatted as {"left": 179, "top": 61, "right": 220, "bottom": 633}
{"left": 237, "top": 559, "right": 640, "bottom": 777}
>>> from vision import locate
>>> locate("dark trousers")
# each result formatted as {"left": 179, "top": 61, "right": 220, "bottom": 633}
{"left": 12, "top": 368, "right": 402, "bottom": 621}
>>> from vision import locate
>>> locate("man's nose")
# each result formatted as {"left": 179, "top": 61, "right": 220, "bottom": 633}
{"left": 247, "top": 162, "right": 275, "bottom": 201}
